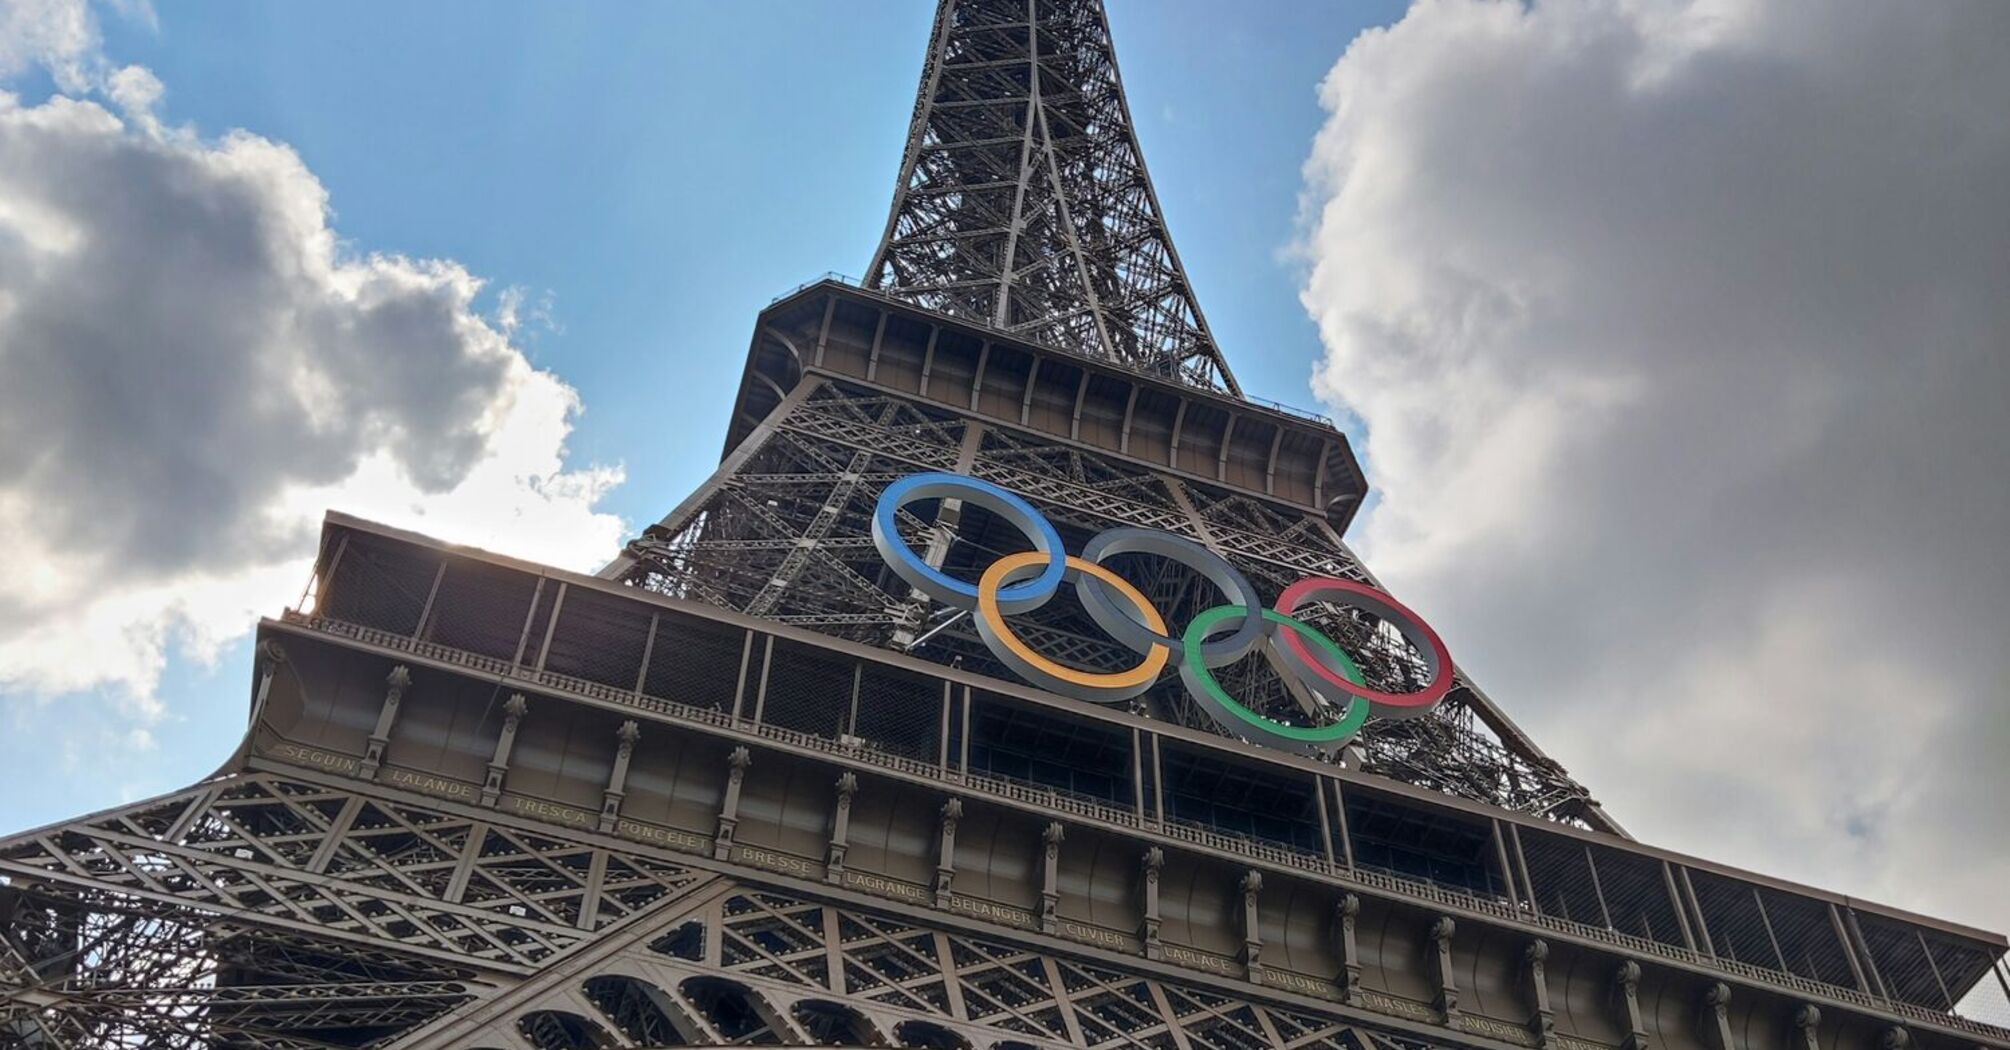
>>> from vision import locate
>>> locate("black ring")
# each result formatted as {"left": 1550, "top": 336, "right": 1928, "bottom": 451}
{"left": 1076, "top": 528, "right": 1266, "bottom": 667}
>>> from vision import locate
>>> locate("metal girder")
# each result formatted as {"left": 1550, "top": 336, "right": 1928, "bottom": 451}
{"left": 868, "top": 0, "right": 1240, "bottom": 393}
{"left": 615, "top": 379, "right": 1608, "bottom": 826}
{"left": 387, "top": 874, "right": 1464, "bottom": 1050}
{"left": 0, "top": 773, "right": 709, "bottom": 1047}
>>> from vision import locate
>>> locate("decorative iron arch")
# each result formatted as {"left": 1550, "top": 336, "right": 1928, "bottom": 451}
{"left": 793, "top": 997, "right": 885, "bottom": 1046}
{"left": 681, "top": 974, "right": 785, "bottom": 1044}
{"left": 896, "top": 1019, "right": 974, "bottom": 1050}
{"left": 585, "top": 973, "right": 689, "bottom": 1046}
{"left": 519, "top": 1009, "right": 620, "bottom": 1050}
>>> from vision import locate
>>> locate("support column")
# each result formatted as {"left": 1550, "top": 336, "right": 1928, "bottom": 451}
{"left": 891, "top": 422, "right": 986, "bottom": 648}
{"left": 1793, "top": 1006, "right": 1821, "bottom": 1050}
{"left": 1615, "top": 960, "right": 1649, "bottom": 1050}
{"left": 1430, "top": 916, "right": 1461, "bottom": 1028}
{"left": 1335, "top": 893, "right": 1363, "bottom": 1005}
{"left": 597, "top": 720, "right": 640, "bottom": 832}
{"left": 1240, "top": 871, "right": 1264, "bottom": 982}
{"left": 827, "top": 772, "right": 858, "bottom": 883}
{"left": 714, "top": 746, "right": 751, "bottom": 860}
{"left": 1701, "top": 982, "right": 1734, "bottom": 1050}
{"left": 480, "top": 693, "right": 528, "bottom": 806}
{"left": 1820, "top": 906, "right": 1870, "bottom": 994}
{"left": 1844, "top": 907, "right": 1892, "bottom": 1002}
{"left": 1040, "top": 822, "right": 1065, "bottom": 934}
{"left": 359, "top": 665, "right": 412, "bottom": 780}
{"left": 934, "top": 798, "right": 962, "bottom": 906}
{"left": 1525, "top": 938, "right": 1555, "bottom": 1049}
{"left": 1140, "top": 847, "right": 1164, "bottom": 960}
{"left": 251, "top": 640, "right": 285, "bottom": 722}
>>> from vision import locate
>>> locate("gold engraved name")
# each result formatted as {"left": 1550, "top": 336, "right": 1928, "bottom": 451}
{"left": 1059, "top": 922, "right": 1131, "bottom": 950}
{"left": 384, "top": 769, "right": 474, "bottom": 799}
{"left": 615, "top": 820, "right": 708, "bottom": 854}
{"left": 948, "top": 896, "right": 1035, "bottom": 928}
{"left": 734, "top": 845, "right": 815, "bottom": 878}
{"left": 505, "top": 796, "right": 593, "bottom": 826}
{"left": 1463, "top": 1018, "right": 1535, "bottom": 1045}
{"left": 1160, "top": 945, "right": 1239, "bottom": 975}
{"left": 273, "top": 743, "right": 359, "bottom": 774}
{"left": 842, "top": 871, "right": 930, "bottom": 903}
{"left": 1262, "top": 969, "right": 1335, "bottom": 998}
{"left": 1360, "top": 991, "right": 1436, "bottom": 1022}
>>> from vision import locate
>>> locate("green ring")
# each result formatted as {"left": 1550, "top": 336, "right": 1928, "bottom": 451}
{"left": 1180, "top": 606, "right": 1371, "bottom": 744}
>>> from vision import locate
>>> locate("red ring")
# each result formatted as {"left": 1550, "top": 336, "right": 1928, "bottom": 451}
{"left": 1274, "top": 578, "right": 1453, "bottom": 713}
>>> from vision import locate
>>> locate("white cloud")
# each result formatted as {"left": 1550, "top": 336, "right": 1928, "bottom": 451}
{"left": 0, "top": 2, "right": 626, "bottom": 718}
{"left": 0, "top": 0, "right": 99, "bottom": 90}
{"left": 1301, "top": 0, "right": 2010, "bottom": 938}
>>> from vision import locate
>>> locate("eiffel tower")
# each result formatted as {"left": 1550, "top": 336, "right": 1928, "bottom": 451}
{"left": 4, "top": 3, "right": 2005, "bottom": 1048}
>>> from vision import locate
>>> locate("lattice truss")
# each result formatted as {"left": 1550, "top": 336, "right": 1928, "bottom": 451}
{"left": 399, "top": 878, "right": 1465, "bottom": 1050}
{"left": 0, "top": 773, "right": 706, "bottom": 1049}
{"left": 867, "top": 0, "right": 1239, "bottom": 393}
{"left": 620, "top": 381, "right": 1596, "bottom": 824}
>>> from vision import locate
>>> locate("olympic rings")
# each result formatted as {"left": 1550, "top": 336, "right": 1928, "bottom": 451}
{"left": 1180, "top": 606, "right": 1371, "bottom": 752}
{"left": 1078, "top": 528, "right": 1265, "bottom": 668}
{"left": 1274, "top": 578, "right": 1453, "bottom": 720}
{"left": 873, "top": 472, "right": 1066, "bottom": 615}
{"left": 871, "top": 471, "right": 1454, "bottom": 754}
{"left": 977, "top": 552, "right": 1171, "bottom": 703}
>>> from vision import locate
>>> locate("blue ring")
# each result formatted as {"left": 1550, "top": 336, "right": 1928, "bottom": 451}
{"left": 871, "top": 472, "right": 1067, "bottom": 614}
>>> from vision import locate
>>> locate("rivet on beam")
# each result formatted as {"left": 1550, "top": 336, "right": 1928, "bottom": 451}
{"left": 1140, "top": 847, "right": 1164, "bottom": 960}
{"left": 1701, "top": 982, "right": 1734, "bottom": 1050}
{"left": 1334, "top": 893, "right": 1363, "bottom": 1005}
{"left": 1792, "top": 1005, "right": 1821, "bottom": 1050}
{"left": 1240, "top": 870, "right": 1265, "bottom": 982}
{"left": 934, "top": 797, "right": 962, "bottom": 907}
{"left": 1524, "top": 938, "right": 1554, "bottom": 1049}
{"left": 359, "top": 664, "right": 412, "bottom": 780}
{"left": 827, "top": 772, "right": 859, "bottom": 883}
{"left": 714, "top": 746, "right": 752, "bottom": 860}
{"left": 1040, "top": 822, "right": 1065, "bottom": 934}
{"left": 598, "top": 720, "right": 640, "bottom": 833}
{"left": 1430, "top": 916, "right": 1461, "bottom": 1028}
{"left": 1614, "top": 960, "right": 1649, "bottom": 1050}
{"left": 480, "top": 693, "right": 528, "bottom": 807}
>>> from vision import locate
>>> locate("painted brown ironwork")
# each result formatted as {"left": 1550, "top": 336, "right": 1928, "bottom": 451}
{"left": 3, "top": 2, "right": 2004, "bottom": 1048}
{"left": 867, "top": 0, "right": 1238, "bottom": 393}
{"left": 618, "top": 368, "right": 1607, "bottom": 828}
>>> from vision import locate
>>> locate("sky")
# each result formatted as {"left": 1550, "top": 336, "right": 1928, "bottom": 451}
{"left": 1, "top": 0, "right": 2006, "bottom": 1010}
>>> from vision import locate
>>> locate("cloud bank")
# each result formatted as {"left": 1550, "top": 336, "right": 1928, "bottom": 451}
{"left": 1300, "top": 0, "right": 2010, "bottom": 939}
{"left": 0, "top": 1, "right": 625, "bottom": 719}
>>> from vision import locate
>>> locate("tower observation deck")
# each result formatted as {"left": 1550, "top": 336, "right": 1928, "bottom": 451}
{"left": 2, "top": 3, "right": 2004, "bottom": 1048}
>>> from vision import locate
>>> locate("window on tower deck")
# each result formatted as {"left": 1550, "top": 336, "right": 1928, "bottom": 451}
{"left": 966, "top": 694, "right": 1133, "bottom": 809}
{"left": 1342, "top": 787, "right": 1508, "bottom": 901}
{"left": 1160, "top": 742, "right": 1323, "bottom": 857}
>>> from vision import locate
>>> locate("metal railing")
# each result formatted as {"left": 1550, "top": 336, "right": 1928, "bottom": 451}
{"left": 765, "top": 272, "right": 1337, "bottom": 426}
{"left": 280, "top": 608, "right": 2010, "bottom": 1044}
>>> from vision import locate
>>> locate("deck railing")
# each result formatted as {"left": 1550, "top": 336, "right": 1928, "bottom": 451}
{"left": 280, "top": 606, "right": 2010, "bottom": 1043}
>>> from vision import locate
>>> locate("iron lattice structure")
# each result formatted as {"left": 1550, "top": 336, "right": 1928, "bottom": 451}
{"left": 614, "top": 374, "right": 1605, "bottom": 828}
{"left": 5, "top": 1, "right": 2008, "bottom": 1048}
{"left": 0, "top": 770, "right": 1470, "bottom": 1050}
{"left": 867, "top": 0, "right": 1238, "bottom": 393}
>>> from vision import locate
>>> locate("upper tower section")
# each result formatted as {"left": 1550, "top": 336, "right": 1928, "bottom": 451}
{"left": 866, "top": 0, "right": 1240, "bottom": 394}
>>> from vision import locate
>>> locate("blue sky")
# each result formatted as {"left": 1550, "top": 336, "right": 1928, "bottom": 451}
{"left": 0, "top": 1, "right": 1404, "bottom": 833}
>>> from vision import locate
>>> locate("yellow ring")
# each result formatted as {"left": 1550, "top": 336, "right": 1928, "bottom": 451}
{"left": 977, "top": 551, "right": 1171, "bottom": 692}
